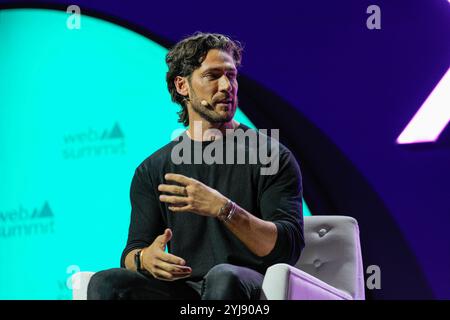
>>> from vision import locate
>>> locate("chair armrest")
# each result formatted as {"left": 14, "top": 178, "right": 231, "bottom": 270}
{"left": 262, "top": 263, "right": 352, "bottom": 300}
{"left": 72, "top": 271, "right": 95, "bottom": 300}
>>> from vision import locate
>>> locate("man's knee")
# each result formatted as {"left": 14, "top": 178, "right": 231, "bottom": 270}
{"left": 87, "top": 268, "right": 132, "bottom": 300}
{"left": 205, "top": 264, "right": 243, "bottom": 287}
{"left": 202, "top": 264, "right": 254, "bottom": 300}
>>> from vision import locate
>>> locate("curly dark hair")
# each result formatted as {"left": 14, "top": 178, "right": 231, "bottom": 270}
{"left": 166, "top": 32, "right": 243, "bottom": 126}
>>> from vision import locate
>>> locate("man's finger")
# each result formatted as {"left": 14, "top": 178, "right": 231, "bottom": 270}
{"left": 152, "top": 268, "right": 175, "bottom": 281}
{"left": 158, "top": 184, "right": 187, "bottom": 196}
{"left": 159, "top": 195, "right": 189, "bottom": 204}
{"left": 164, "top": 173, "right": 193, "bottom": 186}
{"left": 157, "top": 251, "right": 186, "bottom": 266}
{"left": 155, "top": 228, "right": 172, "bottom": 247}
{"left": 168, "top": 205, "right": 190, "bottom": 212}
{"left": 153, "top": 267, "right": 191, "bottom": 281}
{"left": 171, "top": 273, "right": 192, "bottom": 280}
{"left": 156, "top": 260, "right": 192, "bottom": 274}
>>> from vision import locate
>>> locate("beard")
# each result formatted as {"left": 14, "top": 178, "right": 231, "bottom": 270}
{"left": 189, "top": 88, "right": 237, "bottom": 124}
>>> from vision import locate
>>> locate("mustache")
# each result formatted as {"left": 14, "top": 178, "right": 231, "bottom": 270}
{"left": 212, "top": 96, "right": 234, "bottom": 104}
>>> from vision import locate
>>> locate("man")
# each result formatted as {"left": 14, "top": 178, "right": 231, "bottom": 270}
{"left": 87, "top": 32, "right": 304, "bottom": 300}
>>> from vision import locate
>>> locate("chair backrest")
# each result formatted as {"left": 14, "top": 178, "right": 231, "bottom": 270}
{"left": 296, "top": 215, "right": 365, "bottom": 300}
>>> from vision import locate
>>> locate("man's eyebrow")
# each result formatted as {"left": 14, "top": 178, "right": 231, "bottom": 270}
{"left": 201, "top": 67, "right": 237, "bottom": 74}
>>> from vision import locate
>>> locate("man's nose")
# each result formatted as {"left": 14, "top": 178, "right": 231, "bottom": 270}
{"left": 218, "top": 75, "right": 232, "bottom": 93}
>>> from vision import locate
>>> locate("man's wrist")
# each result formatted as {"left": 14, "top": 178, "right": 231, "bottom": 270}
{"left": 134, "top": 248, "right": 148, "bottom": 274}
{"left": 139, "top": 248, "right": 146, "bottom": 270}
{"left": 217, "top": 199, "right": 237, "bottom": 222}
{"left": 134, "top": 249, "right": 142, "bottom": 271}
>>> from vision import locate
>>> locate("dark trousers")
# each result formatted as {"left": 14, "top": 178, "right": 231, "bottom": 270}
{"left": 87, "top": 263, "right": 264, "bottom": 300}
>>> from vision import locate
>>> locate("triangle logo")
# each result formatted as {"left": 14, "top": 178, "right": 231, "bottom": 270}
{"left": 109, "top": 122, "right": 124, "bottom": 139}
{"left": 33, "top": 201, "right": 54, "bottom": 219}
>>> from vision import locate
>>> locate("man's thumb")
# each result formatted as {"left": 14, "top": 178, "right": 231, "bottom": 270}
{"left": 159, "top": 228, "right": 172, "bottom": 246}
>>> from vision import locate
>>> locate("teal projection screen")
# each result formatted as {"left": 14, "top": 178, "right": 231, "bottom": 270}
{"left": 0, "top": 8, "right": 311, "bottom": 299}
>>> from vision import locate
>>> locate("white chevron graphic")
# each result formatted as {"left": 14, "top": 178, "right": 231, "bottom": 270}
{"left": 397, "top": 68, "right": 450, "bottom": 144}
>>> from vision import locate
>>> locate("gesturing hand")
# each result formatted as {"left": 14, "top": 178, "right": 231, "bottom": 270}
{"left": 158, "top": 173, "right": 228, "bottom": 218}
{"left": 141, "top": 228, "right": 192, "bottom": 281}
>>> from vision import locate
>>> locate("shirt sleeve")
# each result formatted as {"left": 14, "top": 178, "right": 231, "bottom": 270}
{"left": 257, "top": 149, "right": 305, "bottom": 267}
{"left": 120, "top": 164, "right": 165, "bottom": 268}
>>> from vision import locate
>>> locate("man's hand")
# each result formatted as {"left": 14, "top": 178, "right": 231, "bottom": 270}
{"left": 142, "top": 228, "right": 192, "bottom": 281}
{"left": 158, "top": 173, "right": 228, "bottom": 217}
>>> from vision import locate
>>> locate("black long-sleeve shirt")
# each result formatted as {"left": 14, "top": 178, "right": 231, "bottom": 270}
{"left": 120, "top": 123, "right": 304, "bottom": 279}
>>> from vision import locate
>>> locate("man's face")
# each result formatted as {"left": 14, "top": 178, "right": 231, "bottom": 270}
{"left": 187, "top": 49, "right": 238, "bottom": 124}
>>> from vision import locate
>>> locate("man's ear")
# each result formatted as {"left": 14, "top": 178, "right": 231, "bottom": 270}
{"left": 174, "top": 76, "right": 189, "bottom": 98}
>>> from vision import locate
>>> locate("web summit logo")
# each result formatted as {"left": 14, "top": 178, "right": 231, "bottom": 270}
{"left": 0, "top": 202, "right": 55, "bottom": 238}
{"left": 62, "top": 122, "right": 126, "bottom": 159}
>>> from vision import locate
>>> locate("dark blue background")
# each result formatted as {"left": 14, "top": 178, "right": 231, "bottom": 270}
{"left": 2, "top": 0, "right": 449, "bottom": 299}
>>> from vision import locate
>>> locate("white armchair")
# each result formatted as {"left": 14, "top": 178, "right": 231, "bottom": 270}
{"left": 261, "top": 215, "right": 365, "bottom": 300}
{"left": 72, "top": 271, "right": 95, "bottom": 300}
